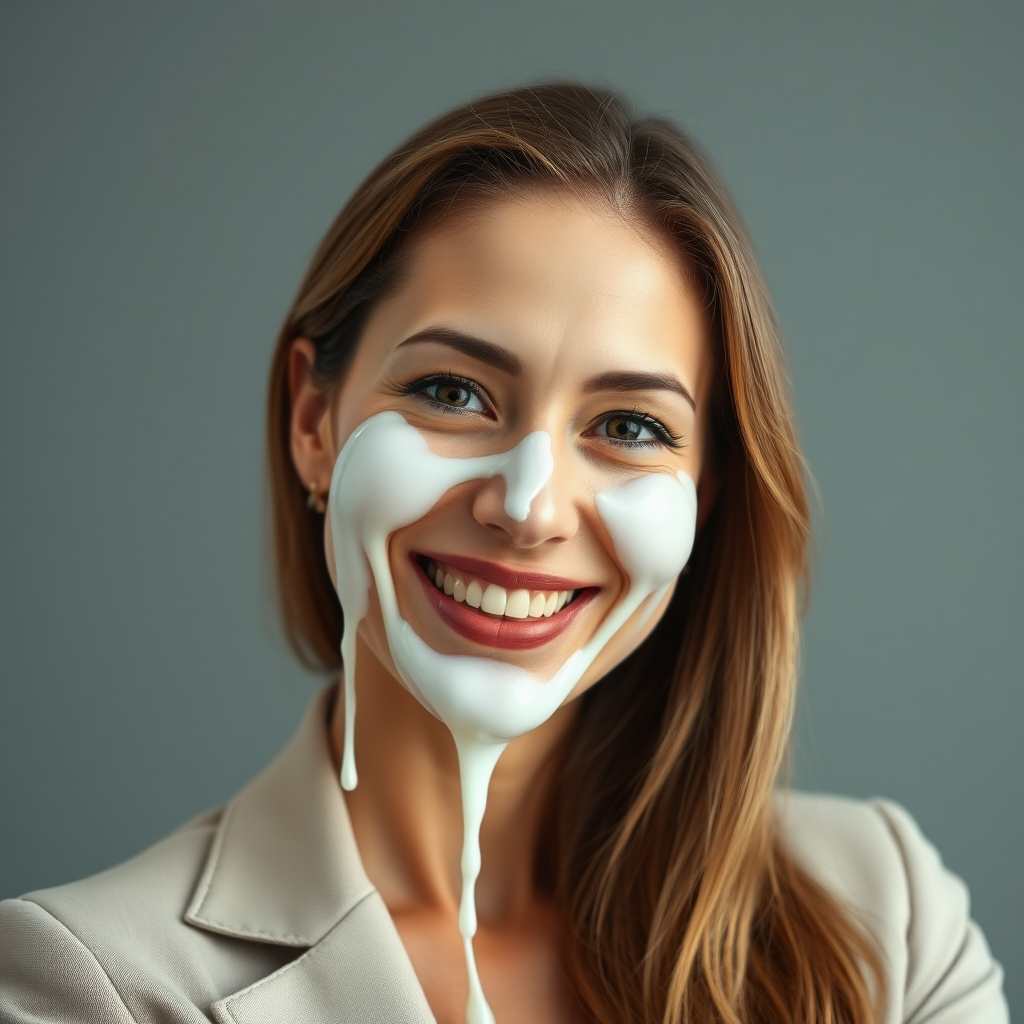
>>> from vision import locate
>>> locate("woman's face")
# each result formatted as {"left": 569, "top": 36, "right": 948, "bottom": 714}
{"left": 313, "top": 192, "right": 714, "bottom": 701}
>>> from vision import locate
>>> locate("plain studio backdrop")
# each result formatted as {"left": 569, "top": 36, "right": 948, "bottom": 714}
{"left": 1, "top": 0, "right": 1020, "bottom": 1012}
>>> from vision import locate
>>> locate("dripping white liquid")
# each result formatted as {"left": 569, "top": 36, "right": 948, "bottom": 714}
{"left": 328, "top": 411, "right": 696, "bottom": 1024}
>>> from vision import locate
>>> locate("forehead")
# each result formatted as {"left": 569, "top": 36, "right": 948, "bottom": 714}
{"left": 365, "top": 192, "right": 710, "bottom": 389}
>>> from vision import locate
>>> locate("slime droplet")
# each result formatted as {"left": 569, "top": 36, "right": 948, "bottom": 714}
{"left": 328, "top": 412, "right": 696, "bottom": 1022}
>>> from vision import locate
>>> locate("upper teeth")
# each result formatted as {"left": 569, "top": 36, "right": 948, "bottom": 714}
{"left": 425, "top": 559, "right": 574, "bottom": 619}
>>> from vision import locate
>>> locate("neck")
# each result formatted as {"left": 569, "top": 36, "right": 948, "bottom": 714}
{"left": 330, "top": 634, "right": 577, "bottom": 926}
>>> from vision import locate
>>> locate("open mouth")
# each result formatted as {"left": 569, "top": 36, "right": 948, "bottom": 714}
{"left": 412, "top": 553, "right": 596, "bottom": 651}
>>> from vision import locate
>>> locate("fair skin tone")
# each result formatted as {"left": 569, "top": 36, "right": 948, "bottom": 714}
{"left": 289, "top": 192, "right": 715, "bottom": 1024}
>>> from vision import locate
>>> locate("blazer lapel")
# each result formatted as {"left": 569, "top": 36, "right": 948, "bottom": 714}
{"left": 209, "top": 890, "right": 435, "bottom": 1024}
{"left": 184, "top": 685, "right": 436, "bottom": 1023}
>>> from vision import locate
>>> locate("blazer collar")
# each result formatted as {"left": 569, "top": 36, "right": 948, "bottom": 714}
{"left": 185, "top": 684, "right": 371, "bottom": 947}
{"left": 184, "top": 684, "right": 437, "bottom": 1023}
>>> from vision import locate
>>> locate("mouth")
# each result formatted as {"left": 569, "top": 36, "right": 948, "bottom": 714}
{"left": 411, "top": 553, "right": 597, "bottom": 651}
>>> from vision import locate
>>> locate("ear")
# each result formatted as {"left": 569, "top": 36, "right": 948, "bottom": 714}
{"left": 288, "top": 338, "right": 335, "bottom": 498}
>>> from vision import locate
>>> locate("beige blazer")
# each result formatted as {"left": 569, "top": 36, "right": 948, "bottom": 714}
{"left": 0, "top": 686, "right": 1008, "bottom": 1024}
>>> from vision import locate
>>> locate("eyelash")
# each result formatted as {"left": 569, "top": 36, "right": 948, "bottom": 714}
{"left": 396, "top": 373, "right": 491, "bottom": 415}
{"left": 396, "top": 373, "right": 684, "bottom": 450}
{"left": 602, "top": 409, "right": 685, "bottom": 450}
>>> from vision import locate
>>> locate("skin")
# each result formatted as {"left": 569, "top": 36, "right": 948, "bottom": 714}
{"left": 289, "top": 192, "right": 715, "bottom": 1024}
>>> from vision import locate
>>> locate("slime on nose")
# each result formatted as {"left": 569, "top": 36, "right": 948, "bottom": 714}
{"left": 328, "top": 414, "right": 556, "bottom": 790}
{"left": 327, "top": 411, "right": 696, "bottom": 1024}
{"left": 494, "top": 431, "right": 553, "bottom": 522}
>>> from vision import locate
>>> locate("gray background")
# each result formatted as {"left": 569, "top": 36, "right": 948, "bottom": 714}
{"left": 1, "top": 0, "right": 1020, "bottom": 1012}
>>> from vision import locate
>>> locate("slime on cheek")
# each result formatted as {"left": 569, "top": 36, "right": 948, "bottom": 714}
{"left": 328, "top": 411, "right": 696, "bottom": 1024}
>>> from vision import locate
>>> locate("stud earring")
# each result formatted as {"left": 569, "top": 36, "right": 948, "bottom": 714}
{"left": 306, "top": 481, "right": 327, "bottom": 514}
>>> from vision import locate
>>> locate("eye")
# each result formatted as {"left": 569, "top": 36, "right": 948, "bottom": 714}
{"left": 600, "top": 415, "right": 656, "bottom": 443}
{"left": 593, "top": 411, "right": 682, "bottom": 449}
{"left": 404, "top": 374, "right": 488, "bottom": 414}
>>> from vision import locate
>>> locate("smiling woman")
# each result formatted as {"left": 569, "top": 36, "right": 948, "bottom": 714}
{"left": 0, "top": 85, "right": 1007, "bottom": 1024}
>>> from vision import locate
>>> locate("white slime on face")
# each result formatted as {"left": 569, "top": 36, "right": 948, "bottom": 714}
{"left": 328, "top": 411, "right": 697, "bottom": 1024}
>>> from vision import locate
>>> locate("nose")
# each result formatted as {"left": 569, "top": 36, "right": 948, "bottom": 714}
{"left": 471, "top": 436, "right": 580, "bottom": 548}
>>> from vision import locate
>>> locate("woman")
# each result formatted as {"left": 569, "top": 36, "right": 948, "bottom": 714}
{"left": 0, "top": 84, "right": 1007, "bottom": 1024}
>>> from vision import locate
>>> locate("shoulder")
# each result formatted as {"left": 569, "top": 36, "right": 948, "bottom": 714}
{"left": 5, "top": 806, "right": 220, "bottom": 935}
{"left": 776, "top": 791, "right": 1008, "bottom": 1024}
{"left": 0, "top": 810, "right": 219, "bottom": 1023}
{"left": 0, "top": 809, "right": 293, "bottom": 1023}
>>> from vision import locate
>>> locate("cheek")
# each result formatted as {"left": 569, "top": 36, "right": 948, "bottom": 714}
{"left": 563, "top": 580, "right": 677, "bottom": 703}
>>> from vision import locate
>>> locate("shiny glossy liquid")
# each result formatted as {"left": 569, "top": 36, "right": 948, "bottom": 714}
{"left": 328, "top": 411, "right": 697, "bottom": 1023}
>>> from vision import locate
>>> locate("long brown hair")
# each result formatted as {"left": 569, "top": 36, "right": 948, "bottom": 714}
{"left": 267, "top": 84, "right": 882, "bottom": 1024}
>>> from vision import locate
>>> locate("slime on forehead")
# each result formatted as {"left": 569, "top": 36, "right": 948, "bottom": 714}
{"left": 328, "top": 411, "right": 697, "bottom": 1024}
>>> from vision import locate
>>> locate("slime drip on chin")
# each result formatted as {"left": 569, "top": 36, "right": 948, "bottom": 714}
{"left": 327, "top": 412, "right": 696, "bottom": 1024}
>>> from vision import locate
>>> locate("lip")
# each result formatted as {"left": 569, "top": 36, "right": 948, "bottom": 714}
{"left": 417, "top": 552, "right": 593, "bottom": 592}
{"left": 411, "top": 555, "right": 598, "bottom": 651}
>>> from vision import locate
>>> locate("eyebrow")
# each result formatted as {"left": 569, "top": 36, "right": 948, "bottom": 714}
{"left": 397, "top": 327, "right": 524, "bottom": 376}
{"left": 585, "top": 370, "right": 697, "bottom": 411}
{"left": 398, "top": 328, "right": 696, "bottom": 410}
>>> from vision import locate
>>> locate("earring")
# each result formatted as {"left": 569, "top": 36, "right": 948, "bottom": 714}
{"left": 306, "top": 481, "right": 327, "bottom": 514}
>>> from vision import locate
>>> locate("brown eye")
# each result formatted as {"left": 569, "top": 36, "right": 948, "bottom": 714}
{"left": 594, "top": 411, "right": 679, "bottom": 448}
{"left": 412, "top": 375, "right": 487, "bottom": 413}
{"left": 435, "top": 383, "right": 472, "bottom": 407}
{"left": 605, "top": 416, "right": 644, "bottom": 441}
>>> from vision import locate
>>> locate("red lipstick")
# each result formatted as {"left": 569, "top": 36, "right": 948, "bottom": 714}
{"left": 417, "top": 552, "right": 591, "bottom": 592}
{"left": 412, "top": 556, "right": 596, "bottom": 651}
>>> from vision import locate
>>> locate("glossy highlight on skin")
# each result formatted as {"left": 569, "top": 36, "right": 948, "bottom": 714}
{"left": 328, "top": 411, "right": 697, "bottom": 1024}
